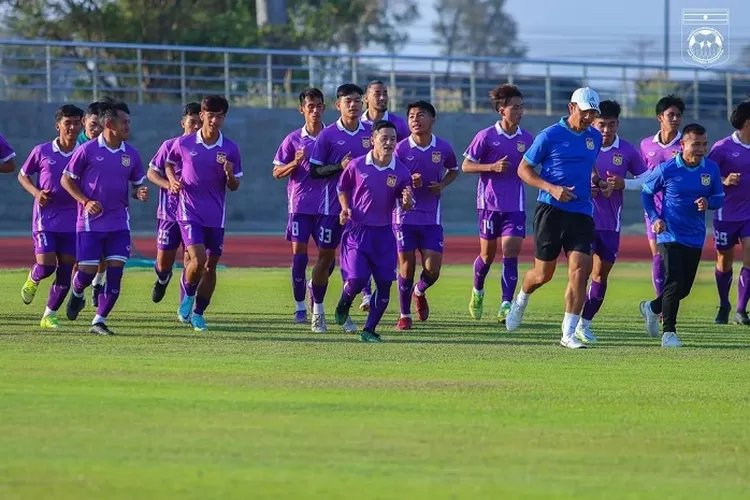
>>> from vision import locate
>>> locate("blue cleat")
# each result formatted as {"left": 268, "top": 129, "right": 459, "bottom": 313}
{"left": 190, "top": 313, "right": 207, "bottom": 332}
{"left": 294, "top": 310, "right": 307, "bottom": 324}
{"left": 178, "top": 295, "right": 195, "bottom": 323}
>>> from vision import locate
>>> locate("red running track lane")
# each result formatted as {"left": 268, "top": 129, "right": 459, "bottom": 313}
{"left": 0, "top": 235, "right": 721, "bottom": 268}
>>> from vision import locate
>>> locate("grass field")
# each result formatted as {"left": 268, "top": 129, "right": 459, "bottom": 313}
{"left": 1, "top": 263, "right": 749, "bottom": 499}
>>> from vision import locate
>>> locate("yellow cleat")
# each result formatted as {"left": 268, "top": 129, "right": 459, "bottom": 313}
{"left": 21, "top": 274, "right": 39, "bottom": 305}
{"left": 469, "top": 290, "right": 484, "bottom": 320}
{"left": 40, "top": 314, "right": 60, "bottom": 329}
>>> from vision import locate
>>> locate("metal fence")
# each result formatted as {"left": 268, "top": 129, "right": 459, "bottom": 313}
{"left": 1, "top": 38, "right": 750, "bottom": 118}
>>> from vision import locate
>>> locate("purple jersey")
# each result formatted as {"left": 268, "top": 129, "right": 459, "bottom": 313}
{"left": 593, "top": 136, "right": 647, "bottom": 231}
{"left": 309, "top": 119, "right": 372, "bottom": 216}
{"left": 149, "top": 136, "right": 180, "bottom": 222}
{"left": 710, "top": 132, "right": 750, "bottom": 222}
{"left": 273, "top": 126, "right": 322, "bottom": 215}
{"left": 0, "top": 133, "right": 16, "bottom": 164}
{"left": 639, "top": 131, "right": 682, "bottom": 213}
{"left": 337, "top": 152, "right": 412, "bottom": 227}
{"left": 63, "top": 135, "right": 146, "bottom": 232}
{"left": 167, "top": 131, "right": 243, "bottom": 228}
{"left": 20, "top": 139, "right": 79, "bottom": 232}
{"left": 361, "top": 110, "right": 410, "bottom": 141}
{"left": 393, "top": 134, "right": 458, "bottom": 225}
{"left": 463, "top": 123, "right": 534, "bottom": 212}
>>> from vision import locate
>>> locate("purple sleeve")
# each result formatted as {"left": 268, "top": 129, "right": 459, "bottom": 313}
{"left": 63, "top": 146, "right": 87, "bottom": 180}
{"left": 20, "top": 145, "right": 41, "bottom": 177}
{"left": 149, "top": 141, "right": 170, "bottom": 173}
{"left": 337, "top": 164, "right": 355, "bottom": 193}
{"left": 627, "top": 146, "right": 648, "bottom": 177}
{"left": 708, "top": 144, "right": 728, "bottom": 176}
{"left": 129, "top": 153, "right": 147, "bottom": 184}
{"left": 0, "top": 134, "right": 16, "bottom": 163}
{"left": 397, "top": 120, "right": 410, "bottom": 142}
{"left": 166, "top": 139, "right": 182, "bottom": 167}
{"left": 444, "top": 147, "right": 458, "bottom": 171}
{"left": 273, "top": 134, "right": 295, "bottom": 166}
{"left": 232, "top": 145, "right": 243, "bottom": 177}
{"left": 309, "top": 129, "right": 329, "bottom": 166}
{"left": 463, "top": 132, "right": 485, "bottom": 162}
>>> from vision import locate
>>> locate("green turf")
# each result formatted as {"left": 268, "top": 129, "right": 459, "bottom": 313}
{"left": 1, "top": 263, "right": 749, "bottom": 499}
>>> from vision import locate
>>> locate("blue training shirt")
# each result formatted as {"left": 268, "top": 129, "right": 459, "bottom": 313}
{"left": 641, "top": 154, "right": 724, "bottom": 249}
{"left": 523, "top": 117, "right": 602, "bottom": 216}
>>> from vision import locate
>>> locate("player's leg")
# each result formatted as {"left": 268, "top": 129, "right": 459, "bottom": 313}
{"left": 40, "top": 233, "right": 76, "bottom": 328}
{"left": 558, "top": 212, "right": 595, "bottom": 348}
{"left": 470, "top": 209, "right": 500, "bottom": 320}
{"left": 497, "top": 212, "right": 525, "bottom": 323}
{"left": 713, "top": 222, "right": 737, "bottom": 324}
{"left": 152, "top": 220, "right": 181, "bottom": 303}
{"left": 89, "top": 230, "right": 131, "bottom": 335}
{"left": 190, "top": 228, "right": 225, "bottom": 331}
{"left": 413, "top": 225, "right": 444, "bottom": 323}
{"left": 576, "top": 231, "right": 618, "bottom": 343}
{"left": 22, "top": 232, "right": 58, "bottom": 305}
{"left": 361, "top": 226, "right": 397, "bottom": 342}
{"left": 394, "top": 224, "right": 417, "bottom": 330}
{"left": 646, "top": 214, "right": 664, "bottom": 297}
{"left": 309, "top": 215, "right": 343, "bottom": 333}
{"left": 335, "top": 224, "right": 368, "bottom": 331}
{"left": 735, "top": 234, "right": 750, "bottom": 325}
{"left": 91, "top": 256, "right": 107, "bottom": 307}
{"left": 643, "top": 243, "right": 682, "bottom": 345}
{"left": 178, "top": 222, "right": 208, "bottom": 323}
{"left": 360, "top": 278, "right": 373, "bottom": 312}
{"left": 287, "top": 214, "right": 313, "bottom": 323}
{"left": 67, "top": 232, "right": 104, "bottom": 321}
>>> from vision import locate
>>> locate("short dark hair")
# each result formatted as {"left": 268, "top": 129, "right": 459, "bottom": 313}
{"left": 371, "top": 119, "right": 396, "bottom": 134}
{"left": 201, "top": 95, "right": 229, "bottom": 114}
{"left": 99, "top": 99, "right": 130, "bottom": 124}
{"left": 682, "top": 123, "right": 706, "bottom": 137}
{"left": 183, "top": 102, "right": 200, "bottom": 117}
{"left": 489, "top": 84, "right": 523, "bottom": 111}
{"left": 598, "top": 100, "right": 621, "bottom": 120}
{"left": 406, "top": 100, "right": 436, "bottom": 118}
{"left": 730, "top": 100, "right": 750, "bottom": 130}
{"left": 299, "top": 87, "right": 324, "bottom": 105}
{"left": 655, "top": 94, "right": 685, "bottom": 116}
{"left": 55, "top": 104, "right": 84, "bottom": 123}
{"left": 85, "top": 102, "right": 101, "bottom": 117}
{"left": 336, "top": 83, "right": 364, "bottom": 99}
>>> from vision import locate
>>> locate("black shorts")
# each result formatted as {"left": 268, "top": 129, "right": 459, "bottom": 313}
{"left": 533, "top": 203, "right": 594, "bottom": 262}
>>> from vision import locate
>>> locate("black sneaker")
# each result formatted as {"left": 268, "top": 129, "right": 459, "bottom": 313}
{"left": 715, "top": 305, "right": 730, "bottom": 325}
{"left": 151, "top": 274, "right": 172, "bottom": 303}
{"left": 89, "top": 322, "right": 114, "bottom": 335}
{"left": 92, "top": 284, "right": 104, "bottom": 308}
{"left": 734, "top": 311, "right": 750, "bottom": 326}
{"left": 66, "top": 293, "right": 86, "bottom": 321}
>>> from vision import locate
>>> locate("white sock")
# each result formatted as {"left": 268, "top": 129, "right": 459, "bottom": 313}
{"left": 43, "top": 307, "right": 54, "bottom": 317}
{"left": 92, "top": 314, "right": 106, "bottom": 325}
{"left": 516, "top": 290, "right": 530, "bottom": 307}
{"left": 73, "top": 290, "right": 84, "bottom": 298}
{"left": 313, "top": 302, "right": 324, "bottom": 314}
{"left": 562, "top": 312, "right": 579, "bottom": 337}
{"left": 473, "top": 287, "right": 484, "bottom": 296}
{"left": 362, "top": 293, "right": 372, "bottom": 300}
{"left": 295, "top": 301, "right": 306, "bottom": 312}
{"left": 158, "top": 276, "right": 170, "bottom": 285}
{"left": 400, "top": 314, "right": 412, "bottom": 319}
{"left": 92, "top": 272, "right": 106, "bottom": 286}
{"left": 414, "top": 286, "right": 423, "bottom": 297}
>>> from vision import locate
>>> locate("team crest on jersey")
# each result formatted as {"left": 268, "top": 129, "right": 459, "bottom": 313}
{"left": 362, "top": 137, "right": 371, "bottom": 149}
{"left": 585, "top": 138, "right": 595, "bottom": 150}
{"left": 701, "top": 173, "right": 711, "bottom": 186}
{"left": 216, "top": 152, "right": 227, "bottom": 164}
{"left": 121, "top": 154, "right": 130, "bottom": 167}
{"left": 516, "top": 141, "right": 526, "bottom": 153}
{"left": 612, "top": 153, "right": 623, "bottom": 166}
{"left": 386, "top": 174, "right": 397, "bottom": 187}
{"left": 432, "top": 151, "right": 441, "bottom": 163}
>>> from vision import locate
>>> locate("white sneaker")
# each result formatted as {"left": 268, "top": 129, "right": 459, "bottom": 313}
{"left": 505, "top": 300, "right": 527, "bottom": 331}
{"left": 311, "top": 312, "right": 328, "bottom": 333}
{"left": 574, "top": 322, "right": 598, "bottom": 343}
{"left": 560, "top": 335, "right": 587, "bottom": 349}
{"left": 359, "top": 294, "right": 371, "bottom": 312}
{"left": 661, "top": 331, "right": 683, "bottom": 347}
{"left": 639, "top": 300, "right": 660, "bottom": 338}
{"left": 342, "top": 316, "right": 357, "bottom": 333}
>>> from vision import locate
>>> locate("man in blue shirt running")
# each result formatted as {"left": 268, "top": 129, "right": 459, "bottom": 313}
{"left": 506, "top": 87, "right": 613, "bottom": 349}
{"left": 639, "top": 123, "right": 724, "bottom": 347}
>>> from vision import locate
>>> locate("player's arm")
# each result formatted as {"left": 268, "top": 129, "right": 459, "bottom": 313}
{"left": 461, "top": 157, "right": 501, "bottom": 173}
{"left": 0, "top": 157, "right": 16, "bottom": 174}
{"left": 310, "top": 158, "right": 347, "bottom": 178}
{"left": 224, "top": 151, "right": 243, "bottom": 192}
{"left": 225, "top": 168, "right": 240, "bottom": 191}
{"left": 640, "top": 165, "right": 665, "bottom": 223}
{"left": 147, "top": 166, "right": 171, "bottom": 190}
{"left": 517, "top": 133, "right": 556, "bottom": 192}
{"left": 272, "top": 137, "right": 303, "bottom": 179}
{"left": 17, "top": 147, "right": 42, "bottom": 198}
{"left": 130, "top": 160, "right": 148, "bottom": 201}
{"left": 0, "top": 137, "right": 16, "bottom": 173}
{"left": 17, "top": 168, "right": 40, "bottom": 198}
{"left": 441, "top": 169, "right": 459, "bottom": 189}
{"left": 272, "top": 160, "right": 299, "bottom": 179}
{"left": 707, "top": 166, "right": 726, "bottom": 210}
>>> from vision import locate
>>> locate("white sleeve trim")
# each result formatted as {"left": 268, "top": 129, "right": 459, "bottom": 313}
{"left": 131, "top": 176, "right": 146, "bottom": 186}
{"left": 63, "top": 170, "right": 79, "bottom": 180}
{"left": 273, "top": 160, "right": 285, "bottom": 166}
{"left": 149, "top": 162, "right": 164, "bottom": 174}
{"left": 233, "top": 172, "right": 244, "bottom": 178}
{"left": 309, "top": 158, "right": 324, "bottom": 166}
{"left": 1, "top": 152, "right": 16, "bottom": 163}
{"left": 462, "top": 153, "right": 478, "bottom": 162}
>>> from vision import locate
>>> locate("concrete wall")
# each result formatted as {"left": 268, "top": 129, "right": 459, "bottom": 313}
{"left": 0, "top": 101, "right": 735, "bottom": 234}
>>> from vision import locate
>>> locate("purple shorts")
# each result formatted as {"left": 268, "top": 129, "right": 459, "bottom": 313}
{"left": 315, "top": 214, "right": 343, "bottom": 250}
{"left": 33, "top": 231, "right": 76, "bottom": 257}
{"left": 394, "top": 224, "right": 444, "bottom": 254}
{"left": 286, "top": 213, "right": 317, "bottom": 244}
{"left": 341, "top": 224, "right": 396, "bottom": 282}
{"left": 593, "top": 230, "right": 620, "bottom": 263}
{"left": 713, "top": 219, "right": 750, "bottom": 251}
{"left": 478, "top": 210, "right": 526, "bottom": 240}
{"left": 76, "top": 230, "right": 131, "bottom": 265}
{"left": 156, "top": 219, "right": 183, "bottom": 251}
{"left": 179, "top": 222, "right": 225, "bottom": 257}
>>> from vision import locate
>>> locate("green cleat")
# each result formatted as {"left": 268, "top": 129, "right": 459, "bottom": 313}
{"left": 334, "top": 298, "right": 353, "bottom": 326}
{"left": 469, "top": 290, "right": 484, "bottom": 320}
{"left": 21, "top": 274, "right": 39, "bottom": 305}
{"left": 360, "top": 330, "right": 382, "bottom": 343}
{"left": 39, "top": 314, "right": 60, "bottom": 329}
{"left": 497, "top": 301, "right": 512, "bottom": 323}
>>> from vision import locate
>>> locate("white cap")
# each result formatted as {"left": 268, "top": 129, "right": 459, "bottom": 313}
{"left": 570, "top": 87, "right": 601, "bottom": 113}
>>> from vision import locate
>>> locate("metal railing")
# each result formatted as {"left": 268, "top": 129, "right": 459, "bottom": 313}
{"left": 0, "top": 38, "right": 749, "bottom": 119}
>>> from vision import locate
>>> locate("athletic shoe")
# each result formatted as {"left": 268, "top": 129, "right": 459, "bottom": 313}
{"left": 39, "top": 314, "right": 60, "bottom": 329}
{"left": 359, "top": 294, "right": 372, "bottom": 312}
{"left": 191, "top": 314, "right": 208, "bottom": 332}
{"left": 21, "top": 273, "right": 39, "bottom": 305}
{"left": 497, "top": 301, "right": 511, "bottom": 323}
{"left": 91, "top": 284, "right": 103, "bottom": 308}
{"left": 639, "top": 300, "right": 660, "bottom": 338}
{"left": 396, "top": 317, "right": 412, "bottom": 330}
{"left": 151, "top": 274, "right": 172, "bottom": 303}
{"left": 661, "top": 331, "right": 683, "bottom": 347}
{"left": 89, "top": 322, "right": 114, "bottom": 335}
{"left": 66, "top": 293, "right": 85, "bottom": 321}
{"left": 505, "top": 300, "right": 526, "bottom": 332}
{"left": 311, "top": 312, "right": 327, "bottom": 333}
{"left": 735, "top": 311, "right": 750, "bottom": 326}
{"left": 574, "top": 322, "right": 598, "bottom": 343}
{"left": 560, "top": 335, "right": 587, "bottom": 349}
{"left": 360, "top": 330, "right": 382, "bottom": 343}
{"left": 413, "top": 292, "right": 429, "bottom": 321}
{"left": 178, "top": 295, "right": 195, "bottom": 323}
{"left": 469, "top": 290, "right": 484, "bottom": 320}
{"left": 335, "top": 299, "right": 353, "bottom": 326}
{"left": 293, "top": 310, "right": 307, "bottom": 324}
{"left": 715, "top": 305, "right": 730, "bottom": 325}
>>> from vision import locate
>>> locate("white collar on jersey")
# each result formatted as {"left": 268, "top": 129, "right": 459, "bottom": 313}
{"left": 408, "top": 134, "right": 436, "bottom": 152}
{"left": 335, "top": 118, "right": 365, "bottom": 136}
{"left": 52, "top": 138, "right": 78, "bottom": 157}
{"left": 362, "top": 110, "right": 390, "bottom": 123}
{"left": 600, "top": 135, "right": 620, "bottom": 153}
{"left": 494, "top": 122, "right": 522, "bottom": 139}
{"left": 97, "top": 134, "right": 126, "bottom": 153}
{"left": 196, "top": 129, "right": 224, "bottom": 149}
{"left": 731, "top": 131, "right": 750, "bottom": 149}
{"left": 301, "top": 124, "right": 324, "bottom": 139}
{"left": 652, "top": 130, "right": 681, "bottom": 148}
{"left": 365, "top": 151, "right": 395, "bottom": 171}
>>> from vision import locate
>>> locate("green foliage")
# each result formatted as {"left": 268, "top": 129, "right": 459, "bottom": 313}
{"left": 633, "top": 76, "right": 679, "bottom": 117}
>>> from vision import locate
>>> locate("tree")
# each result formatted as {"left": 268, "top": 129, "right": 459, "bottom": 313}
{"left": 432, "top": 0, "right": 525, "bottom": 80}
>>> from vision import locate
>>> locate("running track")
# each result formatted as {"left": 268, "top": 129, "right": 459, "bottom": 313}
{"left": 0, "top": 235, "right": 719, "bottom": 268}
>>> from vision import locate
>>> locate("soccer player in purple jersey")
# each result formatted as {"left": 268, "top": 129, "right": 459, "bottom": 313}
{"left": 146, "top": 102, "right": 201, "bottom": 303}
{"left": 308, "top": 83, "right": 373, "bottom": 333}
{"left": 710, "top": 100, "right": 750, "bottom": 325}
{"left": 334, "top": 120, "right": 415, "bottom": 342}
{"left": 166, "top": 95, "right": 242, "bottom": 332}
{"left": 575, "top": 100, "right": 648, "bottom": 343}
{"left": 462, "top": 84, "right": 534, "bottom": 323}
{"left": 392, "top": 100, "right": 458, "bottom": 330}
{"left": 18, "top": 104, "right": 84, "bottom": 328}
{"left": 61, "top": 99, "right": 149, "bottom": 335}
{"left": 0, "top": 132, "right": 16, "bottom": 173}
{"left": 273, "top": 88, "right": 326, "bottom": 323}
{"left": 639, "top": 95, "right": 685, "bottom": 299}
